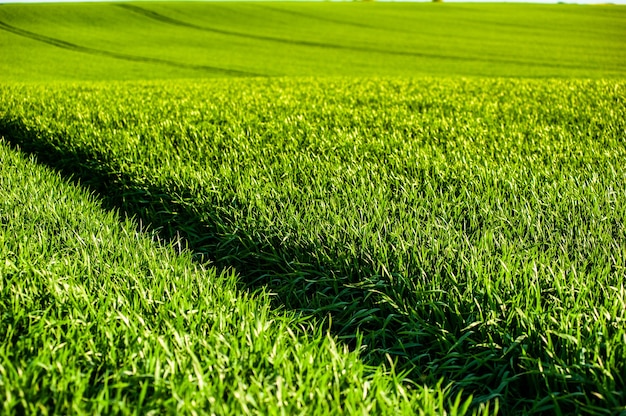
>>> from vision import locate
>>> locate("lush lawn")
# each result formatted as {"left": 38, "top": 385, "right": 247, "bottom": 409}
{"left": 0, "top": 2, "right": 625, "bottom": 81}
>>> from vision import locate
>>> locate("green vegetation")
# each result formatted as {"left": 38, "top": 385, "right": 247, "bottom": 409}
{"left": 1, "top": 2, "right": 626, "bottom": 414}
{"left": 2, "top": 78, "right": 625, "bottom": 414}
{"left": 0, "top": 2, "right": 625, "bottom": 81}
{"left": 1, "top": 136, "right": 471, "bottom": 415}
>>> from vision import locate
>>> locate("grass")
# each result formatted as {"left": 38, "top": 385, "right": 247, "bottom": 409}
{"left": 1, "top": 1, "right": 626, "bottom": 414}
{"left": 1, "top": 77, "right": 625, "bottom": 414}
{"left": 0, "top": 137, "right": 479, "bottom": 414}
{"left": 0, "top": 2, "right": 625, "bottom": 81}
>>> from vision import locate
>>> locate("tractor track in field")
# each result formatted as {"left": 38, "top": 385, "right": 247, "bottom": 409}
{"left": 0, "top": 20, "right": 263, "bottom": 77}
{"left": 249, "top": 3, "right": 385, "bottom": 31}
{"left": 116, "top": 3, "right": 597, "bottom": 72}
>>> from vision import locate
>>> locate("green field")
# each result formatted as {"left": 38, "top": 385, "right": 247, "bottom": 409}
{"left": 1, "top": 2, "right": 626, "bottom": 415}
{"left": 1, "top": 2, "right": 626, "bottom": 80}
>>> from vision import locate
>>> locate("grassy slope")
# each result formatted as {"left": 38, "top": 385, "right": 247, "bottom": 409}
{"left": 0, "top": 2, "right": 625, "bottom": 81}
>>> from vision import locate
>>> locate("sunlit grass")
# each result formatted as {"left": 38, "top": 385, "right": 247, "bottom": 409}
{"left": 1, "top": 77, "right": 624, "bottom": 413}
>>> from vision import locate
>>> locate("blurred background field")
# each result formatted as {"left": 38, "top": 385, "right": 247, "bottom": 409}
{"left": 1, "top": 2, "right": 625, "bottom": 81}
